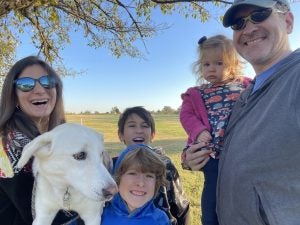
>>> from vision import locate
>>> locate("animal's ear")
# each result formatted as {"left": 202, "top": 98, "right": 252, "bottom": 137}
{"left": 17, "top": 132, "right": 53, "bottom": 169}
{"left": 102, "top": 150, "right": 113, "bottom": 174}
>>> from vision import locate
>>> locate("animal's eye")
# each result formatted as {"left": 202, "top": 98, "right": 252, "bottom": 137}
{"left": 73, "top": 151, "right": 87, "bottom": 160}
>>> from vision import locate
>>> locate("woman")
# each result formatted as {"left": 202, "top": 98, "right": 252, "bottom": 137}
{"left": 0, "top": 56, "right": 77, "bottom": 225}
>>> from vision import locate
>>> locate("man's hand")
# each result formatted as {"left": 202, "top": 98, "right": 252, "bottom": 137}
{"left": 184, "top": 142, "right": 213, "bottom": 171}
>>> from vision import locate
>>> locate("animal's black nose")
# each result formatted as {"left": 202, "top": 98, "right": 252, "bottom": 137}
{"left": 102, "top": 184, "right": 118, "bottom": 200}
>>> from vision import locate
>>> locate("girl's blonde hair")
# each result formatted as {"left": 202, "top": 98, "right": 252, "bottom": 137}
{"left": 193, "top": 35, "right": 244, "bottom": 84}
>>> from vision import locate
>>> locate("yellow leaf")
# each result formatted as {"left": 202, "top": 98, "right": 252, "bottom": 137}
{"left": 0, "top": 148, "right": 14, "bottom": 178}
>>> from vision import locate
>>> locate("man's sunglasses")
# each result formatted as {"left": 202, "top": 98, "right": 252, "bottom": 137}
{"left": 231, "top": 8, "right": 274, "bottom": 31}
{"left": 14, "top": 75, "right": 57, "bottom": 92}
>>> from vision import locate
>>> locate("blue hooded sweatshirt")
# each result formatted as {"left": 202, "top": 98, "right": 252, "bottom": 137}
{"left": 101, "top": 193, "right": 170, "bottom": 225}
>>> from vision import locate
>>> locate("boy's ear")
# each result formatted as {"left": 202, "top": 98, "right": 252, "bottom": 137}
{"left": 150, "top": 133, "right": 155, "bottom": 142}
{"left": 118, "top": 132, "right": 124, "bottom": 143}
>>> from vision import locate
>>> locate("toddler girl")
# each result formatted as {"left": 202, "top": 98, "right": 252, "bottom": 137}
{"left": 180, "top": 35, "right": 251, "bottom": 225}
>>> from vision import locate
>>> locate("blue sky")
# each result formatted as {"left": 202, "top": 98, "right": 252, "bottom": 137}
{"left": 17, "top": 3, "right": 300, "bottom": 113}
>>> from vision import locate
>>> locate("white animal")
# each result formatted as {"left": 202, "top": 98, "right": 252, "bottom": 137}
{"left": 17, "top": 123, "right": 118, "bottom": 225}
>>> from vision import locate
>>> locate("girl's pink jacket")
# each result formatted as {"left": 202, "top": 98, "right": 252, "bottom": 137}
{"left": 180, "top": 77, "right": 252, "bottom": 145}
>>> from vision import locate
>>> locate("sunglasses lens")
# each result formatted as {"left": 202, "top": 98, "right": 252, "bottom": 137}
{"left": 251, "top": 9, "right": 272, "bottom": 23}
{"left": 15, "top": 77, "right": 35, "bottom": 92}
{"left": 39, "top": 75, "right": 53, "bottom": 89}
{"left": 231, "top": 19, "right": 245, "bottom": 30}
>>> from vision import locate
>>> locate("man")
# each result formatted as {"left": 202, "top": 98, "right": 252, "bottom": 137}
{"left": 217, "top": 0, "right": 300, "bottom": 225}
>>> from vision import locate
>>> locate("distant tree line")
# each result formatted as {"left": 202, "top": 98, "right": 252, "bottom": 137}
{"left": 67, "top": 106, "right": 181, "bottom": 115}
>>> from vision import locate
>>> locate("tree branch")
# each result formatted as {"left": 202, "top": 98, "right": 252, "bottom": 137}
{"left": 151, "top": 0, "right": 232, "bottom": 4}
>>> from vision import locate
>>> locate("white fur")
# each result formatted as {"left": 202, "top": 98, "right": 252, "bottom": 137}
{"left": 17, "top": 123, "right": 118, "bottom": 225}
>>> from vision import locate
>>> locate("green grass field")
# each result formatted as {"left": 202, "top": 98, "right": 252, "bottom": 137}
{"left": 66, "top": 114, "right": 204, "bottom": 225}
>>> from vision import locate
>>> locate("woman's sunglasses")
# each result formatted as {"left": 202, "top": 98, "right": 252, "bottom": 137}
{"left": 14, "top": 75, "right": 57, "bottom": 92}
{"left": 231, "top": 8, "right": 274, "bottom": 31}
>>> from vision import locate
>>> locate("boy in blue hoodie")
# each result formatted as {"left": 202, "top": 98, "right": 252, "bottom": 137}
{"left": 101, "top": 144, "right": 171, "bottom": 225}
